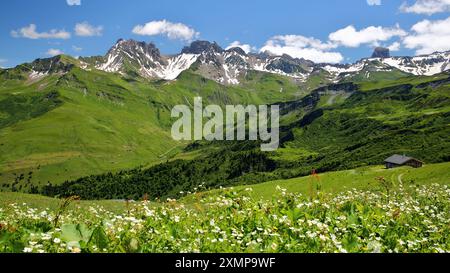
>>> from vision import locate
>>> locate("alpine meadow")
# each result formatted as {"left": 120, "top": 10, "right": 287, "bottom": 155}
{"left": 0, "top": 0, "right": 449, "bottom": 256}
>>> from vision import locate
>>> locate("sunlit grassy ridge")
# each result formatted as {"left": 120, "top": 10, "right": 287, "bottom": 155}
{"left": 235, "top": 163, "right": 450, "bottom": 200}
{"left": 181, "top": 162, "right": 450, "bottom": 202}
{"left": 0, "top": 192, "right": 128, "bottom": 213}
{"left": 2, "top": 162, "right": 448, "bottom": 209}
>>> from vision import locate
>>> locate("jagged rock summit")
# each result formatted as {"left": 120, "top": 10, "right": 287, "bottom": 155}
{"left": 372, "top": 47, "right": 390, "bottom": 58}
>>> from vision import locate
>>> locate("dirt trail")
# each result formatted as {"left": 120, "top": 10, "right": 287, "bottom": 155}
{"left": 398, "top": 173, "right": 404, "bottom": 184}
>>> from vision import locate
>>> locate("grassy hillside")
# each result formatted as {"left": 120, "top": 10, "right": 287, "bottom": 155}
{"left": 0, "top": 67, "right": 178, "bottom": 190}
{"left": 2, "top": 162, "right": 448, "bottom": 209}
{"left": 38, "top": 71, "right": 450, "bottom": 201}
{"left": 272, "top": 75, "right": 450, "bottom": 176}
{"left": 0, "top": 58, "right": 305, "bottom": 191}
{"left": 0, "top": 163, "right": 448, "bottom": 253}
{"left": 232, "top": 162, "right": 450, "bottom": 200}
{"left": 0, "top": 191, "right": 129, "bottom": 213}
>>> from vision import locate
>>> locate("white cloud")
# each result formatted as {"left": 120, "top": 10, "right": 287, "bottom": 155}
{"left": 260, "top": 35, "right": 343, "bottom": 63}
{"left": 226, "top": 41, "right": 256, "bottom": 53}
{"left": 403, "top": 16, "right": 450, "bottom": 54}
{"left": 72, "top": 45, "right": 82, "bottom": 52}
{"left": 132, "top": 20, "right": 199, "bottom": 41}
{"left": 75, "top": 22, "right": 103, "bottom": 37}
{"left": 271, "top": 35, "right": 337, "bottom": 50}
{"left": 260, "top": 24, "right": 410, "bottom": 63}
{"left": 400, "top": 0, "right": 450, "bottom": 15}
{"left": 46, "top": 49, "right": 64, "bottom": 56}
{"left": 329, "top": 25, "right": 406, "bottom": 47}
{"left": 367, "top": 0, "right": 382, "bottom": 6}
{"left": 387, "top": 41, "right": 401, "bottom": 51}
{"left": 11, "top": 24, "right": 70, "bottom": 40}
{"left": 67, "top": 0, "right": 81, "bottom": 6}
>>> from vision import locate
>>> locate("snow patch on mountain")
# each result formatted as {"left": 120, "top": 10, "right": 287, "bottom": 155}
{"left": 380, "top": 52, "right": 450, "bottom": 76}
{"left": 89, "top": 39, "right": 450, "bottom": 85}
{"left": 159, "top": 54, "right": 199, "bottom": 80}
{"left": 139, "top": 53, "right": 199, "bottom": 80}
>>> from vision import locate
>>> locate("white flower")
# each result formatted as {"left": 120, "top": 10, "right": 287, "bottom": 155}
{"left": 368, "top": 241, "right": 382, "bottom": 253}
{"left": 72, "top": 247, "right": 81, "bottom": 253}
{"left": 41, "top": 234, "right": 51, "bottom": 240}
{"left": 53, "top": 238, "right": 61, "bottom": 244}
{"left": 23, "top": 247, "right": 33, "bottom": 253}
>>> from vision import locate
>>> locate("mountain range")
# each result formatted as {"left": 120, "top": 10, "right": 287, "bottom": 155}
{"left": 13, "top": 39, "right": 450, "bottom": 86}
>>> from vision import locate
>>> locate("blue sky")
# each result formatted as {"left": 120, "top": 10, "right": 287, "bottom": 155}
{"left": 1, "top": 0, "right": 450, "bottom": 67}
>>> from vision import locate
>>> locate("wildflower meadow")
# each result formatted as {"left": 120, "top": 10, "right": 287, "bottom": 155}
{"left": 0, "top": 182, "right": 448, "bottom": 253}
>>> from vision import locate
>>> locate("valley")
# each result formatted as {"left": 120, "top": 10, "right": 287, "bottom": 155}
{"left": 0, "top": 39, "right": 449, "bottom": 202}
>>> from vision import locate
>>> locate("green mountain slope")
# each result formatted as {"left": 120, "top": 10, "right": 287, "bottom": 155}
{"left": 41, "top": 72, "right": 450, "bottom": 200}
{"left": 0, "top": 55, "right": 306, "bottom": 191}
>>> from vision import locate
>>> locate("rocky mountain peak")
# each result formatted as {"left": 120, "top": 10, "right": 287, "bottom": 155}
{"left": 181, "top": 41, "right": 224, "bottom": 55}
{"left": 371, "top": 47, "right": 390, "bottom": 58}
{"left": 110, "top": 39, "right": 161, "bottom": 60}
{"left": 94, "top": 39, "right": 166, "bottom": 75}
{"left": 226, "top": 47, "right": 247, "bottom": 56}
{"left": 27, "top": 55, "right": 75, "bottom": 74}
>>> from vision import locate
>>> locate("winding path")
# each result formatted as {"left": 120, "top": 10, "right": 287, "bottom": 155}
{"left": 398, "top": 173, "right": 405, "bottom": 184}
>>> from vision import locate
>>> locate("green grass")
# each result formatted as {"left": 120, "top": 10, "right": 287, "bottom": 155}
{"left": 342, "top": 68, "right": 411, "bottom": 84}
{"left": 0, "top": 192, "right": 133, "bottom": 213}
{"left": 145, "top": 162, "right": 450, "bottom": 205}
{"left": 237, "top": 163, "right": 450, "bottom": 200}
{"left": 3, "top": 162, "right": 449, "bottom": 209}
{"left": 358, "top": 72, "right": 449, "bottom": 91}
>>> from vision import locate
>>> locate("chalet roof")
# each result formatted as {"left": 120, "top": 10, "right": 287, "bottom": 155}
{"left": 384, "top": 154, "right": 415, "bottom": 165}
